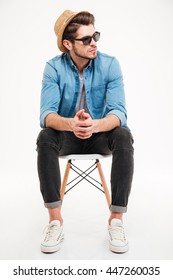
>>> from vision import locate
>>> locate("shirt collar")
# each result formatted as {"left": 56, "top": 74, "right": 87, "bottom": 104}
{"left": 64, "top": 53, "right": 93, "bottom": 72}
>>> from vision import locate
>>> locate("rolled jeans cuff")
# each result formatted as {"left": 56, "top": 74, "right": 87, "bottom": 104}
{"left": 44, "top": 200, "right": 62, "bottom": 209}
{"left": 110, "top": 205, "right": 127, "bottom": 213}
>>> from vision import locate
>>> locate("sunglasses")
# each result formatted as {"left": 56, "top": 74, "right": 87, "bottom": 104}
{"left": 66, "top": 31, "right": 100, "bottom": 46}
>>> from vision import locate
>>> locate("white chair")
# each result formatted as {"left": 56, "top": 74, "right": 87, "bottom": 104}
{"left": 60, "top": 154, "right": 111, "bottom": 208}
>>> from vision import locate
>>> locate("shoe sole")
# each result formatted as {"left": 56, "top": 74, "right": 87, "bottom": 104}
{"left": 109, "top": 243, "right": 129, "bottom": 254}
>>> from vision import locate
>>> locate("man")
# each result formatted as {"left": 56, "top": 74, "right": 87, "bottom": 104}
{"left": 36, "top": 10, "right": 134, "bottom": 254}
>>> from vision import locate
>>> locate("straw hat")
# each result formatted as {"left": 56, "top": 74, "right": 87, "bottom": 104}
{"left": 54, "top": 10, "right": 86, "bottom": 53}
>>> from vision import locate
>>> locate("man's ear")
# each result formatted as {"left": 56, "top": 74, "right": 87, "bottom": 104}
{"left": 63, "top": 39, "right": 73, "bottom": 51}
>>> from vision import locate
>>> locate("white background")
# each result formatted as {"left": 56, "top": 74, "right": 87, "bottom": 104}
{"left": 0, "top": 0, "right": 173, "bottom": 262}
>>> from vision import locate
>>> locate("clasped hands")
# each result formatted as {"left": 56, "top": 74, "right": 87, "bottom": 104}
{"left": 72, "top": 109, "right": 94, "bottom": 139}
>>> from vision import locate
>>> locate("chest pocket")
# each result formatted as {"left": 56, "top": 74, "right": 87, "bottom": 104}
{"left": 90, "top": 84, "right": 106, "bottom": 108}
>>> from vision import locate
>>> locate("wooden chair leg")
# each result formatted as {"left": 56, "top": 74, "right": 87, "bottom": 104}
{"left": 60, "top": 160, "right": 71, "bottom": 201}
{"left": 96, "top": 159, "right": 111, "bottom": 208}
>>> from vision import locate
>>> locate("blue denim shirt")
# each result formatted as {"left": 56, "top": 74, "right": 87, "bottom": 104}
{"left": 40, "top": 51, "right": 127, "bottom": 128}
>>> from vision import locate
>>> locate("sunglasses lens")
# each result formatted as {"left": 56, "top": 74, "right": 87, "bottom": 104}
{"left": 83, "top": 37, "right": 92, "bottom": 45}
{"left": 83, "top": 32, "right": 100, "bottom": 45}
{"left": 94, "top": 32, "right": 100, "bottom": 42}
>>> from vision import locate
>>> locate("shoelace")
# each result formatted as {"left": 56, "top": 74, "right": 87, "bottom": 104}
{"left": 44, "top": 224, "right": 61, "bottom": 242}
{"left": 109, "top": 225, "right": 126, "bottom": 241}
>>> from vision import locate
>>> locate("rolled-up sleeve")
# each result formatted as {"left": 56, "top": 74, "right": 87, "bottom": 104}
{"left": 40, "top": 62, "right": 60, "bottom": 128}
{"left": 106, "top": 58, "right": 127, "bottom": 127}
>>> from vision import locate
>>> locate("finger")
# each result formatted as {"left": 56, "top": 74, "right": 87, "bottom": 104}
{"left": 83, "top": 112, "right": 92, "bottom": 119}
{"left": 75, "top": 133, "right": 92, "bottom": 139}
{"left": 76, "top": 126, "right": 93, "bottom": 133}
{"left": 74, "top": 126, "right": 92, "bottom": 135}
{"left": 75, "top": 120, "right": 91, "bottom": 128}
{"left": 75, "top": 109, "right": 85, "bottom": 119}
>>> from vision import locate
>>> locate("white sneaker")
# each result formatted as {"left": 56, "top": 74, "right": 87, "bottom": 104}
{"left": 108, "top": 218, "right": 129, "bottom": 253}
{"left": 41, "top": 220, "right": 64, "bottom": 253}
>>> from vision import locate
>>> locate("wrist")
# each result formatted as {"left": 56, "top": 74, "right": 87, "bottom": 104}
{"left": 67, "top": 118, "right": 74, "bottom": 132}
{"left": 92, "top": 119, "right": 99, "bottom": 133}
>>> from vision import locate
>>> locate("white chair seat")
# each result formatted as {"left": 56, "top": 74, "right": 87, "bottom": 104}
{"left": 60, "top": 154, "right": 111, "bottom": 160}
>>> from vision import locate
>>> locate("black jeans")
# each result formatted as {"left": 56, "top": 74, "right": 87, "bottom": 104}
{"left": 36, "top": 127, "right": 134, "bottom": 213}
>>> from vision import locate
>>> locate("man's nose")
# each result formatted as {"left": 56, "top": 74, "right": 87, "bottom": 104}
{"left": 90, "top": 38, "right": 97, "bottom": 46}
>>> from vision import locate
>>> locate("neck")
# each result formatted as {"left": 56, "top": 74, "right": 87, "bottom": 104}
{"left": 70, "top": 54, "right": 90, "bottom": 75}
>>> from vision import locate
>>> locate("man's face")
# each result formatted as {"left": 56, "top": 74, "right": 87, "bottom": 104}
{"left": 70, "top": 24, "right": 98, "bottom": 60}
